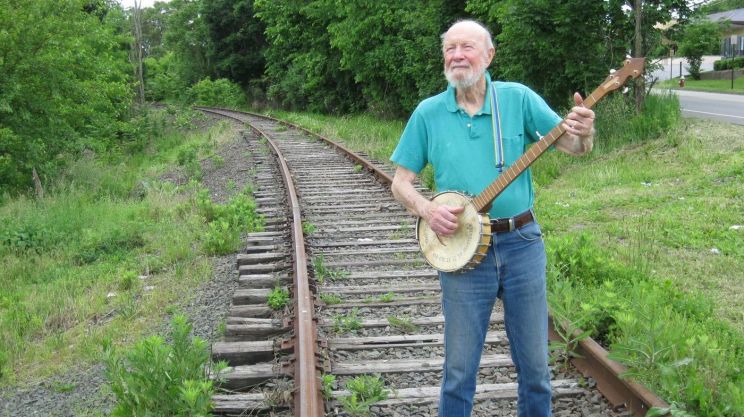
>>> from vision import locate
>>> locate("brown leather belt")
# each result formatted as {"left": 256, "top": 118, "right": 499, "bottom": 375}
{"left": 490, "top": 210, "right": 534, "bottom": 233}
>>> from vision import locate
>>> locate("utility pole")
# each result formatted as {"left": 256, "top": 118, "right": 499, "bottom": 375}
{"left": 634, "top": 0, "right": 644, "bottom": 114}
{"left": 131, "top": 0, "right": 145, "bottom": 107}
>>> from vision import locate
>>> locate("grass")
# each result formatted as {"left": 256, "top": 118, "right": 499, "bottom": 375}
{"left": 658, "top": 76, "right": 744, "bottom": 93}
{"left": 0, "top": 106, "right": 253, "bottom": 385}
{"left": 312, "top": 254, "right": 350, "bottom": 284}
{"left": 262, "top": 94, "right": 744, "bottom": 416}
{"left": 264, "top": 111, "right": 404, "bottom": 166}
{"left": 536, "top": 119, "right": 744, "bottom": 331}
{"left": 338, "top": 374, "right": 388, "bottom": 417}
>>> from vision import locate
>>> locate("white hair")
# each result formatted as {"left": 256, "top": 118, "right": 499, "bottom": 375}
{"left": 440, "top": 19, "right": 494, "bottom": 51}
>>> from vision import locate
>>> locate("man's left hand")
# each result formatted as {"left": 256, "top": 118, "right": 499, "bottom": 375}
{"left": 562, "top": 92, "right": 595, "bottom": 138}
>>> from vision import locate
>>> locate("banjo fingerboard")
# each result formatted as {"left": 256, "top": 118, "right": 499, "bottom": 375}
{"left": 472, "top": 58, "right": 644, "bottom": 213}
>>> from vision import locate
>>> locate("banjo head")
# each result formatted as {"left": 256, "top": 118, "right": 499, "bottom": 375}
{"left": 416, "top": 191, "right": 491, "bottom": 273}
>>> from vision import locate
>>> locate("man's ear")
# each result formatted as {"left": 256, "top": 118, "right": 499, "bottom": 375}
{"left": 486, "top": 47, "right": 495, "bottom": 66}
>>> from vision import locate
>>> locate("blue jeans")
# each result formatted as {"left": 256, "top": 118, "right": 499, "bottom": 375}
{"left": 438, "top": 220, "right": 551, "bottom": 417}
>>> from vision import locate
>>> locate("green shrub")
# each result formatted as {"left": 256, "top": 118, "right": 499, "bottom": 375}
{"left": 203, "top": 220, "right": 240, "bottom": 256}
{"left": 547, "top": 235, "right": 744, "bottom": 416}
{"left": 609, "top": 287, "right": 744, "bottom": 417}
{"left": 714, "top": 57, "right": 744, "bottom": 71}
{"left": 321, "top": 373, "right": 336, "bottom": 399}
{"left": 267, "top": 286, "right": 290, "bottom": 310}
{"left": 547, "top": 233, "right": 629, "bottom": 287}
{"left": 196, "top": 186, "right": 264, "bottom": 255}
{"left": 187, "top": 78, "right": 247, "bottom": 108}
{"left": 104, "top": 315, "right": 226, "bottom": 417}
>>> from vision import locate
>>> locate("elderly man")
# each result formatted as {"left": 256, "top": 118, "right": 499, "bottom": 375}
{"left": 390, "top": 20, "right": 595, "bottom": 417}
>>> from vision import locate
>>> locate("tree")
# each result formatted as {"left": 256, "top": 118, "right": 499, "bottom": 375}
{"left": 162, "top": 0, "right": 212, "bottom": 92}
{"left": 254, "top": 0, "right": 364, "bottom": 113}
{"left": 678, "top": 18, "right": 721, "bottom": 79}
{"left": 201, "top": 0, "right": 266, "bottom": 88}
{"left": 468, "top": 0, "right": 608, "bottom": 109}
{"left": 140, "top": 1, "right": 171, "bottom": 59}
{"left": 328, "top": 0, "right": 454, "bottom": 116}
{"left": 468, "top": 1, "right": 695, "bottom": 109}
{"left": 0, "top": 0, "right": 132, "bottom": 193}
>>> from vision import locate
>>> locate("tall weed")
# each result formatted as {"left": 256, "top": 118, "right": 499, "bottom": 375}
{"left": 104, "top": 315, "right": 226, "bottom": 416}
{"left": 193, "top": 186, "right": 264, "bottom": 255}
{"left": 532, "top": 92, "right": 681, "bottom": 187}
{"left": 593, "top": 93, "right": 680, "bottom": 152}
{"left": 547, "top": 234, "right": 744, "bottom": 416}
{"left": 0, "top": 107, "right": 235, "bottom": 383}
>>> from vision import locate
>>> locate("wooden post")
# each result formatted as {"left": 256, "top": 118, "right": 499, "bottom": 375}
{"left": 32, "top": 168, "right": 43, "bottom": 199}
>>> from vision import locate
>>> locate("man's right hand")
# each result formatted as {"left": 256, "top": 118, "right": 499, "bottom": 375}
{"left": 425, "top": 203, "right": 465, "bottom": 236}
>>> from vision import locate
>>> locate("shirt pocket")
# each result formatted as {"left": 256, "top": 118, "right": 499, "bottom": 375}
{"left": 501, "top": 134, "right": 525, "bottom": 166}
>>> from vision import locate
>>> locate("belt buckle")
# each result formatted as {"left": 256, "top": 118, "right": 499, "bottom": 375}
{"left": 508, "top": 217, "right": 515, "bottom": 232}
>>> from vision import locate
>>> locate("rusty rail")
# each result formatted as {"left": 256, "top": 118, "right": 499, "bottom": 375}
{"left": 548, "top": 317, "right": 669, "bottom": 416}
{"left": 239, "top": 111, "right": 395, "bottom": 185}
{"left": 200, "top": 107, "right": 326, "bottom": 417}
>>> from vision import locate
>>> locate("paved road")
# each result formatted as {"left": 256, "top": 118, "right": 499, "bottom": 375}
{"left": 662, "top": 89, "right": 744, "bottom": 125}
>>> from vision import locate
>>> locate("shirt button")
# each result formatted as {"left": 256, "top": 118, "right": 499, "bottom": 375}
{"left": 467, "top": 123, "right": 471, "bottom": 128}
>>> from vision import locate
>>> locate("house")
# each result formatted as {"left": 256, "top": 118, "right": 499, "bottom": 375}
{"left": 707, "top": 8, "right": 744, "bottom": 57}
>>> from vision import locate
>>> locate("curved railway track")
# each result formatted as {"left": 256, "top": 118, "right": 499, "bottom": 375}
{"left": 196, "top": 107, "right": 669, "bottom": 417}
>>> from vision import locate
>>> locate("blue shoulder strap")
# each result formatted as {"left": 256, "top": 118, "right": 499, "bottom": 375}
{"left": 490, "top": 83, "right": 504, "bottom": 173}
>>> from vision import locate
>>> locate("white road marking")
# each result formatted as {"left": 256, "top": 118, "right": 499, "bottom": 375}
{"left": 681, "top": 109, "right": 744, "bottom": 120}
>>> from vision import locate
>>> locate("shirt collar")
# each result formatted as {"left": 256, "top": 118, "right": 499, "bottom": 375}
{"left": 445, "top": 72, "right": 494, "bottom": 115}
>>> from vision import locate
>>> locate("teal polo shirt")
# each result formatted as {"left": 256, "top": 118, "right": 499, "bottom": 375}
{"left": 390, "top": 75, "right": 562, "bottom": 219}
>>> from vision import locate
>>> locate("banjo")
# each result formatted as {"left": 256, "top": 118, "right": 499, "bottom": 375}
{"left": 417, "top": 58, "right": 645, "bottom": 272}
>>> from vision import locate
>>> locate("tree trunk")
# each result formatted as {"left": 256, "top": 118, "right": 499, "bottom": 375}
{"left": 132, "top": 0, "right": 145, "bottom": 106}
{"left": 634, "top": 0, "right": 644, "bottom": 114}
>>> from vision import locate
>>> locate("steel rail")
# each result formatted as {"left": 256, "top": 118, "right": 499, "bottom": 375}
{"left": 236, "top": 111, "right": 394, "bottom": 185}
{"left": 197, "top": 106, "right": 670, "bottom": 417}
{"left": 200, "top": 107, "right": 325, "bottom": 417}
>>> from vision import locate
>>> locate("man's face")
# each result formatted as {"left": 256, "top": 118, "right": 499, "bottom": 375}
{"left": 442, "top": 24, "right": 494, "bottom": 89}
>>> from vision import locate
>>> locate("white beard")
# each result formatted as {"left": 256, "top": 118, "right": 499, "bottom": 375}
{"left": 444, "top": 66, "right": 485, "bottom": 90}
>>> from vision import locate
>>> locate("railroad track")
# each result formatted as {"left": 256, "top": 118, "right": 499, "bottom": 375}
{"left": 196, "top": 107, "right": 669, "bottom": 417}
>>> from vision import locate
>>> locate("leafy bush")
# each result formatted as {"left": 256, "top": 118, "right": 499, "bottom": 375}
{"left": 609, "top": 286, "right": 744, "bottom": 417}
{"left": 104, "top": 315, "right": 226, "bottom": 417}
{"left": 187, "top": 78, "right": 246, "bottom": 108}
{"left": 196, "top": 187, "right": 263, "bottom": 255}
{"left": 547, "top": 233, "right": 632, "bottom": 287}
{"left": 267, "top": 286, "right": 290, "bottom": 310}
{"left": 321, "top": 373, "right": 336, "bottom": 399}
{"left": 713, "top": 57, "right": 744, "bottom": 71}
{"left": 203, "top": 220, "right": 240, "bottom": 256}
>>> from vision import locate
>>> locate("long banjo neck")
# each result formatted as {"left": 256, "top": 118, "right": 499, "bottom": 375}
{"left": 472, "top": 58, "right": 645, "bottom": 213}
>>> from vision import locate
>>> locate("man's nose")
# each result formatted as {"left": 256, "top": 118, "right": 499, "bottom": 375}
{"left": 452, "top": 46, "right": 465, "bottom": 59}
